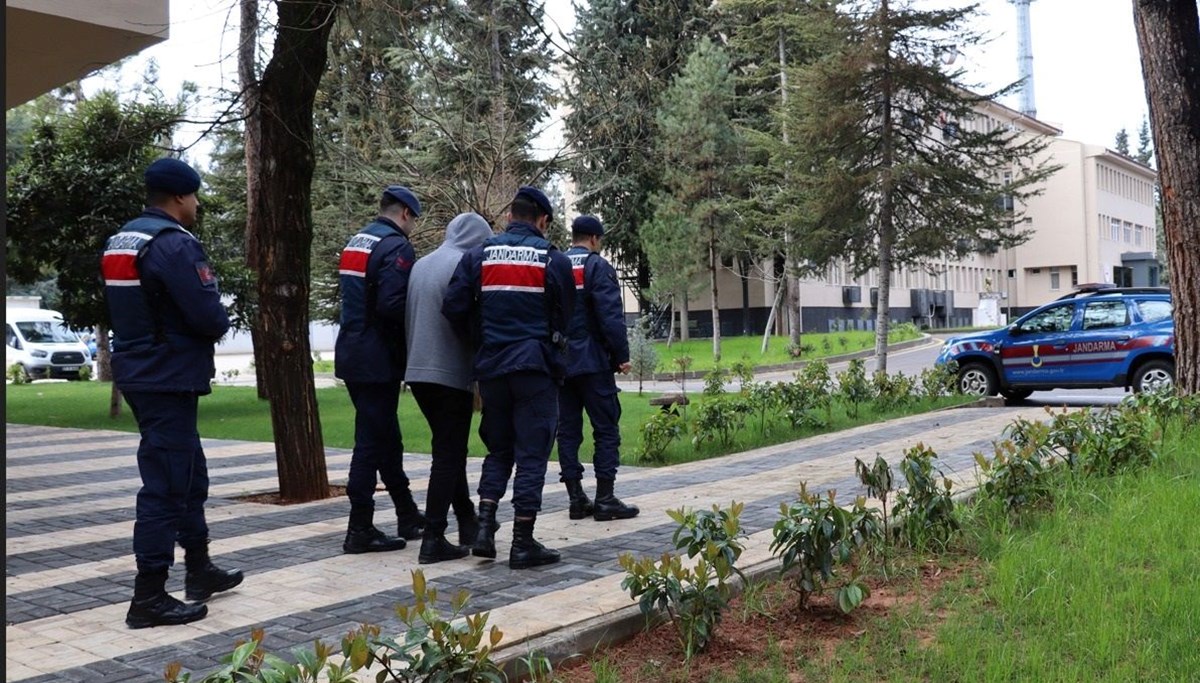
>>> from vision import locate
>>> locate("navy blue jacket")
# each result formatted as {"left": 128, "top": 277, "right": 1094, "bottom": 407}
{"left": 442, "top": 222, "right": 575, "bottom": 381}
{"left": 102, "top": 208, "right": 230, "bottom": 393}
{"left": 564, "top": 245, "right": 630, "bottom": 377}
{"left": 335, "top": 217, "right": 415, "bottom": 383}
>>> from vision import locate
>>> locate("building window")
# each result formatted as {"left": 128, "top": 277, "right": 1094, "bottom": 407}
{"left": 1111, "top": 217, "right": 1121, "bottom": 241}
{"left": 1123, "top": 221, "right": 1132, "bottom": 243}
{"left": 1071, "top": 265, "right": 1079, "bottom": 288}
{"left": 1049, "top": 267, "right": 1061, "bottom": 290}
{"left": 1135, "top": 225, "right": 1144, "bottom": 246}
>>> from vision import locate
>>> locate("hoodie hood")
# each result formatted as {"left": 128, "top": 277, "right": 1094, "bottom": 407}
{"left": 443, "top": 212, "right": 493, "bottom": 252}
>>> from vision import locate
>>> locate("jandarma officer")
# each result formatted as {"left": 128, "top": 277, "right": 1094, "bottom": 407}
{"left": 442, "top": 185, "right": 575, "bottom": 569}
{"left": 556, "top": 215, "right": 639, "bottom": 521}
{"left": 101, "top": 158, "right": 243, "bottom": 629}
{"left": 335, "top": 185, "right": 426, "bottom": 554}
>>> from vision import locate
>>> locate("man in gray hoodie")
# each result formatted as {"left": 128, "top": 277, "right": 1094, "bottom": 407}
{"left": 406, "top": 212, "right": 495, "bottom": 563}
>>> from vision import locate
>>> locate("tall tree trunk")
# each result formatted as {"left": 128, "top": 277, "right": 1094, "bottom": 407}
{"left": 709, "top": 227, "right": 722, "bottom": 362}
{"left": 873, "top": 0, "right": 895, "bottom": 374}
{"left": 761, "top": 280, "right": 784, "bottom": 354}
{"left": 680, "top": 292, "right": 690, "bottom": 343}
{"left": 739, "top": 256, "right": 751, "bottom": 336}
{"left": 95, "top": 323, "right": 113, "bottom": 382}
{"left": 1133, "top": 0, "right": 1200, "bottom": 394}
{"left": 239, "top": 0, "right": 269, "bottom": 401}
{"left": 248, "top": 0, "right": 339, "bottom": 502}
{"left": 780, "top": 26, "right": 803, "bottom": 352}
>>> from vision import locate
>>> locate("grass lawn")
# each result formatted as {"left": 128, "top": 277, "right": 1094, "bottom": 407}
{"left": 696, "top": 419, "right": 1200, "bottom": 682}
{"left": 5, "top": 380, "right": 968, "bottom": 467}
{"left": 653, "top": 328, "right": 922, "bottom": 373}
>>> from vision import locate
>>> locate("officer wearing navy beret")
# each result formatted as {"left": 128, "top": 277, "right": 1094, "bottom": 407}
{"left": 556, "top": 215, "right": 638, "bottom": 521}
{"left": 335, "top": 185, "right": 426, "bottom": 554}
{"left": 101, "top": 157, "right": 242, "bottom": 628}
{"left": 442, "top": 185, "right": 575, "bottom": 569}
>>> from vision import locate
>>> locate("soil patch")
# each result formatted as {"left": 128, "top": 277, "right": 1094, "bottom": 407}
{"left": 555, "top": 558, "right": 978, "bottom": 682}
{"left": 232, "top": 485, "right": 347, "bottom": 505}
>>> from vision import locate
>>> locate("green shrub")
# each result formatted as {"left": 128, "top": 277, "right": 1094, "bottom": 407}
{"left": 691, "top": 395, "right": 750, "bottom": 448}
{"left": 835, "top": 358, "right": 871, "bottom": 418}
{"left": 917, "top": 363, "right": 957, "bottom": 401}
{"left": 620, "top": 503, "right": 746, "bottom": 661}
{"left": 8, "top": 363, "right": 29, "bottom": 384}
{"left": 893, "top": 443, "right": 959, "bottom": 550}
{"left": 974, "top": 438, "right": 1059, "bottom": 514}
{"left": 637, "top": 410, "right": 686, "bottom": 463}
{"left": 870, "top": 370, "right": 914, "bottom": 411}
{"left": 770, "top": 484, "right": 882, "bottom": 612}
{"left": 702, "top": 366, "right": 728, "bottom": 397}
{"left": 627, "top": 318, "right": 659, "bottom": 395}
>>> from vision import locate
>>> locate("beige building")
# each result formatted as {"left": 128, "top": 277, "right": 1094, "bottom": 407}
{"left": 6, "top": 0, "right": 169, "bottom": 109}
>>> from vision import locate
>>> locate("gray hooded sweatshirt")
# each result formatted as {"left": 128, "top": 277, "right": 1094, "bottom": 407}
{"left": 405, "top": 212, "right": 493, "bottom": 390}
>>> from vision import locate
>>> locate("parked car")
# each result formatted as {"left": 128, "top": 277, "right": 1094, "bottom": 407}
{"left": 935, "top": 285, "right": 1174, "bottom": 400}
{"left": 5, "top": 308, "right": 92, "bottom": 381}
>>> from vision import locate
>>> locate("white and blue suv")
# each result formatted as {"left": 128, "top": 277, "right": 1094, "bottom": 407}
{"left": 935, "top": 285, "right": 1175, "bottom": 400}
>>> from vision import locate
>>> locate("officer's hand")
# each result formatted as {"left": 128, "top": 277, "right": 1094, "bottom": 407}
{"left": 618, "top": 362, "right": 632, "bottom": 374}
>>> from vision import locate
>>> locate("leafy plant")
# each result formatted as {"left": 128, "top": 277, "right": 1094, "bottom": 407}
{"left": 691, "top": 395, "right": 750, "bottom": 448}
{"left": 729, "top": 360, "right": 755, "bottom": 391}
{"left": 870, "top": 370, "right": 914, "bottom": 411}
{"left": 855, "top": 455, "right": 895, "bottom": 571}
{"left": 917, "top": 363, "right": 957, "bottom": 402}
{"left": 703, "top": 366, "right": 728, "bottom": 396}
{"left": 620, "top": 503, "right": 746, "bottom": 661}
{"left": 673, "top": 354, "right": 693, "bottom": 395}
{"left": 770, "top": 484, "right": 881, "bottom": 612}
{"left": 835, "top": 358, "right": 871, "bottom": 418}
{"left": 8, "top": 363, "right": 29, "bottom": 384}
{"left": 627, "top": 317, "right": 660, "bottom": 395}
{"left": 974, "top": 439, "right": 1057, "bottom": 513}
{"left": 796, "top": 360, "right": 834, "bottom": 422}
{"left": 637, "top": 410, "right": 686, "bottom": 463}
{"left": 77, "top": 364, "right": 93, "bottom": 382}
{"left": 893, "top": 443, "right": 959, "bottom": 550}
{"left": 744, "top": 381, "right": 780, "bottom": 436}
{"left": 1077, "top": 404, "right": 1159, "bottom": 476}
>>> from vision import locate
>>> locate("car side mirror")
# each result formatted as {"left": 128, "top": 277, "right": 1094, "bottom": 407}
{"left": 1007, "top": 324, "right": 1022, "bottom": 336}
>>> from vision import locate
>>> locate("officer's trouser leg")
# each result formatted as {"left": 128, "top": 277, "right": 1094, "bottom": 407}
{"left": 345, "top": 380, "right": 409, "bottom": 510}
{"left": 509, "top": 371, "right": 558, "bottom": 518}
{"left": 477, "top": 377, "right": 516, "bottom": 504}
{"left": 125, "top": 392, "right": 208, "bottom": 572}
{"left": 580, "top": 372, "right": 622, "bottom": 482}
{"left": 556, "top": 376, "right": 586, "bottom": 482}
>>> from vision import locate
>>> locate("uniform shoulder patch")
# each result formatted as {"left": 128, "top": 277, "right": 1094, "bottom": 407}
{"left": 195, "top": 261, "right": 217, "bottom": 286}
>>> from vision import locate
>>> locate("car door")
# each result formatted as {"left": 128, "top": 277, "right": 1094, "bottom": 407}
{"left": 999, "top": 302, "right": 1078, "bottom": 386}
{"left": 1069, "top": 299, "right": 1133, "bottom": 383}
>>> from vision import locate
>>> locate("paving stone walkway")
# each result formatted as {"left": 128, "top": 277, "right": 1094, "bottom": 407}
{"left": 4, "top": 404, "right": 1046, "bottom": 682}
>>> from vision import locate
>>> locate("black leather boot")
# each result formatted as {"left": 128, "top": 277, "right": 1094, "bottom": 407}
{"left": 391, "top": 489, "right": 427, "bottom": 540}
{"left": 509, "top": 516, "right": 560, "bottom": 569}
{"left": 184, "top": 542, "right": 245, "bottom": 601}
{"left": 126, "top": 569, "right": 208, "bottom": 629}
{"left": 472, "top": 501, "right": 500, "bottom": 559}
{"left": 593, "top": 479, "right": 639, "bottom": 521}
{"left": 418, "top": 520, "right": 469, "bottom": 565}
{"left": 564, "top": 479, "right": 594, "bottom": 520}
{"left": 456, "top": 506, "right": 480, "bottom": 547}
{"left": 343, "top": 505, "right": 407, "bottom": 554}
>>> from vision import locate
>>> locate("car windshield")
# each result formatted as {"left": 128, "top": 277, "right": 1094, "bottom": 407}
{"left": 15, "top": 321, "right": 80, "bottom": 344}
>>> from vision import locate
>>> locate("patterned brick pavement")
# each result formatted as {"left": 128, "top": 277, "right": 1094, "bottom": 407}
{"left": 4, "top": 405, "right": 1044, "bottom": 682}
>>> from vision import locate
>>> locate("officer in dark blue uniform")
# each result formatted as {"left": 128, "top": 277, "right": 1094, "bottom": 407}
{"left": 335, "top": 186, "right": 426, "bottom": 554}
{"left": 101, "top": 158, "right": 243, "bottom": 629}
{"left": 556, "top": 216, "right": 639, "bottom": 521}
{"left": 442, "top": 185, "right": 575, "bottom": 569}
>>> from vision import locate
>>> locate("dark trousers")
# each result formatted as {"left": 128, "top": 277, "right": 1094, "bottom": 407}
{"left": 124, "top": 391, "right": 210, "bottom": 572}
{"left": 409, "top": 382, "right": 476, "bottom": 526}
{"left": 345, "top": 380, "right": 411, "bottom": 510}
{"left": 557, "top": 371, "right": 623, "bottom": 482}
{"left": 477, "top": 371, "right": 558, "bottom": 517}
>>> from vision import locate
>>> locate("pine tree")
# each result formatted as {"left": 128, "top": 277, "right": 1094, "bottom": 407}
{"left": 1135, "top": 116, "right": 1154, "bottom": 166}
{"left": 1115, "top": 127, "right": 1131, "bottom": 155}
{"left": 787, "top": 0, "right": 1058, "bottom": 372}
{"left": 564, "top": 0, "right": 713, "bottom": 314}
{"left": 655, "top": 37, "right": 739, "bottom": 361}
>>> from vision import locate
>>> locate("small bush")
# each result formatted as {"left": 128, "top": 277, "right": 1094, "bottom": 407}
{"left": 702, "top": 366, "right": 728, "bottom": 397}
{"left": 893, "top": 443, "right": 959, "bottom": 550}
{"left": 637, "top": 410, "right": 686, "bottom": 463}
{"left": 77, "top": 364, "right": 93, "bottom": 381}
{"left": 692, "top": 395, "right": 750, "bottom": 448}
{"left": 9, "top": 363, "right": 29, "bottom": 384}
{"left": 835, "top": 359, "right": 871, "bottom": 418}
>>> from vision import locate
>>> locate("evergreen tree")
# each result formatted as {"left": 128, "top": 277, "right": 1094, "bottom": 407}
{"left": 787, "top": 0, "right": 1058, "bottom": 371}
{"left": 1115, "top": 127, "right": 1131, "bottom": 155}
{"left": 1135, "top": 116, "right": 1155, "bottom": 166}
{"left": 655, "top": 37, "right": 739, "bottom": 360}
{"left": 564, "top": 0, "right": 713, "bottom": 315}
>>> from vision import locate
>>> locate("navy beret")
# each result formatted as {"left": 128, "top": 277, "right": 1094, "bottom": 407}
{"left": 144, "top": 158, "right": 201, "bottom": 195}
{"left": 383, "top": 185, "right": 421, "bottom": 217}
{"left": 514, "top": 185, "right": 553, "bottom": 218}
{"left": 572, "top": 214, "right": 604, "bottom": 236}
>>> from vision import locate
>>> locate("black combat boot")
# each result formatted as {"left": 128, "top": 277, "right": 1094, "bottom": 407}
{"left": 125, "top": 569, "right": 208, "bottom": 629}
{"left": 471, "top": 501, "right": 500, "bottom": 559}
{"left": 343, "top": 505, "right": 407, "bottom": 554}
{"left": 592, "top": 479, "right": 639, "bottom": 521}
{"left": 391, "top": 489, "right": 427, "bottom": 540}
{"left": 564, "top": 479, "right": 594, "bottom": 520}
{"left": 184, "top": 542, "right": 245, "bottom": 601}
{"left": 456, "top": 505, "right": 480, "bottom": 547}
{"left": 509, "top": 516, "right": 561, "bottom": 569}
{"left": 418, "top": 520, "right": 469, "bottom": 565}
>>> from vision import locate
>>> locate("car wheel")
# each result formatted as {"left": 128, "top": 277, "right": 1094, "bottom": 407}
{"left": 1001, "top": 388, "right": 1033, "bottom": 403}
{"left": 1132, "top": 360, "right": 1174, "bottom": 394}
{"left": 957, "top": 363, "right": 998, "bottom": 397}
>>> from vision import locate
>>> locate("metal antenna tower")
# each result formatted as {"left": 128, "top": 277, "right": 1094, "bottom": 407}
{"left": 1010, "top": 0, "right": 1037, "bottom": 118}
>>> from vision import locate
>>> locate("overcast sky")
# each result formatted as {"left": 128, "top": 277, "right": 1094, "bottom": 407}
{"left": 84, "top": 0, "right": 1152, "bottom": 168}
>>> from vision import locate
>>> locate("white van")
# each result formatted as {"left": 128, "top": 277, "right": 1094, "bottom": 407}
{"left": 5, "top": 309, "right": 91, "bottom": 381}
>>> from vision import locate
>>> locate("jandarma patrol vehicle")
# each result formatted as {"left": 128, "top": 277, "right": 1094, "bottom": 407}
{"left": 935, "top": 284, "right": 1175, "bottom": 401}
